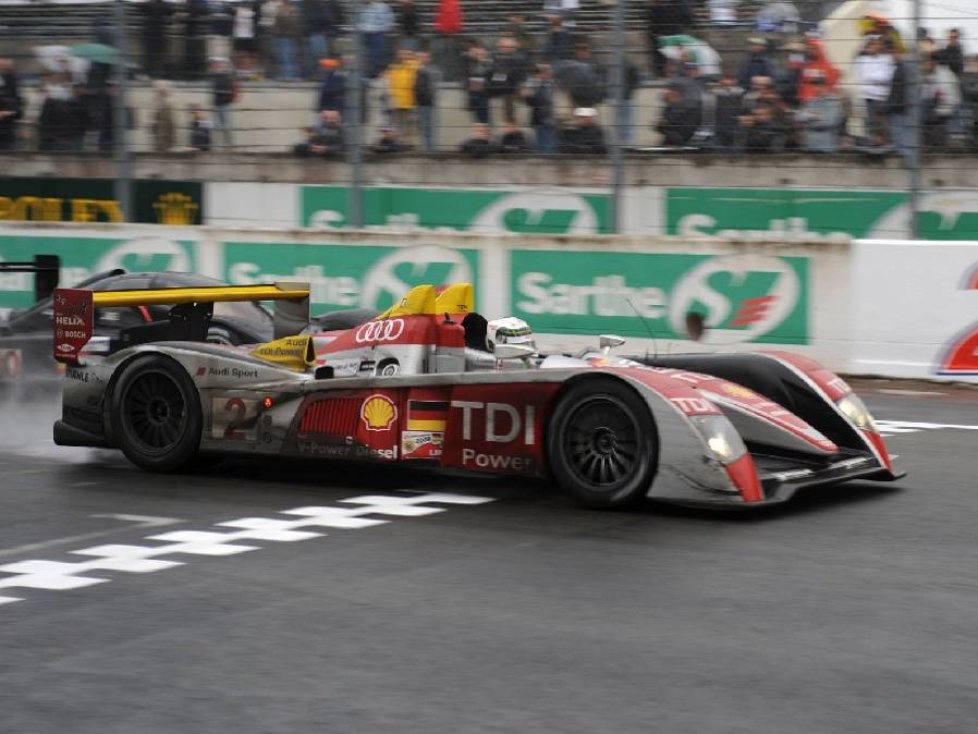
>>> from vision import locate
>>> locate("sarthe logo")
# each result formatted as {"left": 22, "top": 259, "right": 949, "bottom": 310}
{"left": 470, "top": 190, "right": 600, "bottom": 234}
{"left": 669, "top": 255, "right": 802, "bottom": 345}
{"left": 360, "top": 246, "right": 472, "bottom": 311}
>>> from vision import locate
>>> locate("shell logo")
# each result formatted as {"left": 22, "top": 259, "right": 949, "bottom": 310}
{"left": 361, "top": 394, "right": 398, "bottom": 431}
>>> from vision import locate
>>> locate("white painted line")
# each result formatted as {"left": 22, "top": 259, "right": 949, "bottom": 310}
{"left": 0, "top": 514, "right": 183, "bottom": 560}
{"left": 877, "top": 419, "right": 978, "bottom": 437}
{"left": 91, "top": 514, "right": 183, "bottom": 527}
{"left": 0, "top": 492, "right": 494, "bottom": 607}
{"left": 876, "top": 389, "right": 948, "bottom": 397}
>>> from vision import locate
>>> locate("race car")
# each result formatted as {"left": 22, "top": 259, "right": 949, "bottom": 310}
{"left": 0, "top": 257, "right": 275, "bottom": 391}
{"left": 51, "top": 281, "right": 903, "bottom": 510}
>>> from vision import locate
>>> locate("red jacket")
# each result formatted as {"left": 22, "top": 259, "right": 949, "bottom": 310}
{"left": 798, "top": 40, "right": 841, "bottom": 103}
{"left": 434, "top": 0, "right": 463, "bottom": 34}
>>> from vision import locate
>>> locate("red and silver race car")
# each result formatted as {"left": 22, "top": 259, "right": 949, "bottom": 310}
{"left": 51, "top": 281, "right": 903, "bottom": 509}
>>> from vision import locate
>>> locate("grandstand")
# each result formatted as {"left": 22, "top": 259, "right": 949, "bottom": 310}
{"left": 0, "top": 1, "right": 836, "bottom": 76}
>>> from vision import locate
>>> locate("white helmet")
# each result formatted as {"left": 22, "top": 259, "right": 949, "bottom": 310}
{"left": 486, "top": 317, "right": 536, "bottom": 352}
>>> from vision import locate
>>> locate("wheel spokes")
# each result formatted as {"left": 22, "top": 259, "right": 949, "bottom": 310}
{"left": 563, "top": 396, "right": 641, "bottom": 489}
{"left": 124, "top": 371, "right": 187, "bottom": 452}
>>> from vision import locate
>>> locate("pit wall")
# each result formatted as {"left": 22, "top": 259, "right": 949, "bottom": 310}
{"left": 0, "top": 222, "right": 975, "bottom": 383}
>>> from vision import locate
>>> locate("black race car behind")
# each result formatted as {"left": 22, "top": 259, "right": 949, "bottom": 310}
{"left": 0, "top": 258, "right": 274, "bottom": 393}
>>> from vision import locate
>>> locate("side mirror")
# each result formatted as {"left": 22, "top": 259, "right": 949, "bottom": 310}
{"left": 494, "top": 343, "right": 536, "bottom": 361}
{"left": 599, "top": 334, "right": 626, "bottom": 354}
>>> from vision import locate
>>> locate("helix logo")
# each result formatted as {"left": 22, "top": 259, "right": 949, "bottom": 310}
{"left": 354, "top": 319, "right": 406, "bottom": 344}
{"left": 361, "top": 395, "right": 398, "bottom": 431}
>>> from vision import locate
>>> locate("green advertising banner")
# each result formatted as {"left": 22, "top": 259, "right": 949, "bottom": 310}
{"left": 222, "top": 241, "right": 480, "bottom": 312}
{"left": 0, "top": 178, "right": 203, "bottom": 225}
{"left": 300, "top": 185, "right": 611, "bottom": 234}
{"left": 511, "top": 250, "right": 810, "bottom": 344}
{"left": 666, "top": 187, "right": 978, "bottom": 241}
{"left": 666, "top": 188, "right": 906, "bottom": 241}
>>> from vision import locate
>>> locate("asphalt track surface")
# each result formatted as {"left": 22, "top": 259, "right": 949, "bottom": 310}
{"left": 0, "top": 383, "right": 976, "bottom": 734}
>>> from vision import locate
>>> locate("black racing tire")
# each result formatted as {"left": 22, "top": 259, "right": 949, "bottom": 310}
{"left": 377, "top": 358, "right": 400, "bottom": 377}
{"left": 110, "top": 355, "right": 202, "bottom": 472}
{"left": 546, "top": 377, "right": 659, "bottom": 509}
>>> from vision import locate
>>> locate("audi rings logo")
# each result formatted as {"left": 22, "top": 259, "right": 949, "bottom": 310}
{"left": 355, "top": 319, "right": 406, "bottom": 344}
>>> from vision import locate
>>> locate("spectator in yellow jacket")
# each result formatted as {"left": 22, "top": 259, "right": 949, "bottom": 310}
{"left": 385, "top": 48, "right": 419, "bottom": 145}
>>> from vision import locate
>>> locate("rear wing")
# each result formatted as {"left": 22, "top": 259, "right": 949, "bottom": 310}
{"left": 0, "top": 255, "right": 61, "bottom": 303}
{"left": 52, "top": 283, "right": 310, "bottom": 365}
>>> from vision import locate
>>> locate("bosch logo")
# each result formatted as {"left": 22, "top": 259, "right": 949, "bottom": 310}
{"left": 57, "top": 343, "right": 75, "bottom": 354}
{"left": 355, "top": 319, "right": 405, "bottom": 344}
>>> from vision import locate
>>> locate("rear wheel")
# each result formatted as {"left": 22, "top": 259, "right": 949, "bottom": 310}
{"left": 110, "top": 355, "right": 202, "bottom": 472}
{"left": 546, "top": 377, "right": 658, "bottom": 509}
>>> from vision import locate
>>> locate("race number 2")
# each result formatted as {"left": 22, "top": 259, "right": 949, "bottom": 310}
{"left": 211, "top": 396, "right": 260, "bottom": 440}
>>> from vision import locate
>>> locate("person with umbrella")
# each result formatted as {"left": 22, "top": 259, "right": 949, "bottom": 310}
{"left": 646, "top": 0, "right": 694, "bottom": 78}
{"left": 658, "top": 34, "right": 722, "bottom": 81}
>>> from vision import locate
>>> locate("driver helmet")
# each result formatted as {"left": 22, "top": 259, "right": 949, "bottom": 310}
{"left": 486, "top": 317, "right": 536, "bottom": 353}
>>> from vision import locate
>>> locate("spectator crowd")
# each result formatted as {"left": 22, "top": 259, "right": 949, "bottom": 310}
{"left": 1, "top": 1, "right": 977, "bottom": 158}
{"left": 653, "top": 7, "right": 977, "bottom": 157}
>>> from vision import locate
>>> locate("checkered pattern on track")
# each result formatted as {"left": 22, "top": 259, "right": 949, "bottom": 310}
{"left": 0, "top": 493, "right": 493, "bottom": 607}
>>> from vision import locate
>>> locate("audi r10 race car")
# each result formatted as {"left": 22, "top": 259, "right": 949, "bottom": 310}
{"left": 51, "top": 281, "right": 904, "bottom": 510}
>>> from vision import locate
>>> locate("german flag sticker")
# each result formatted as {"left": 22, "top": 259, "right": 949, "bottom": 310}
{"left": 407, "top": 400, "right": 448, "bottom": 432}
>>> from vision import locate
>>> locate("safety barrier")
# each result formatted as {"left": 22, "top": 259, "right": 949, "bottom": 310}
{"left": 0, "top": 221, "right": 975, "bottom": 382}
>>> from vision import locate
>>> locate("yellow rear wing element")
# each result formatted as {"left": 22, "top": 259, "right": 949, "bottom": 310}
{"left": 53, "top": 282, "right": 311, "bottom": 365}
{"left": 434, "top": 283, "right": 474, "bottom": 317}
{"left": 373, "top": 284, "right": 438, "bottom": 320}
{"left": 372, "top": 283, "right": 475, "bottom": 321}
{"left": 90, "top": 284, "right": 310, "bottom": 308}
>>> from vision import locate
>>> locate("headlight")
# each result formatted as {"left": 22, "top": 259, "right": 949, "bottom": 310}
{"left": 837, "top": 394, "right": 878, "bottom": 431}
{"left": 691, "top": 415, "right": 748, "bottom": 465}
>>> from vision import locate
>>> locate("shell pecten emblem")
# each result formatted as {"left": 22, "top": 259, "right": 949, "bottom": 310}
{"left": 361, "top": 394, "right": 398, "bottom": 431}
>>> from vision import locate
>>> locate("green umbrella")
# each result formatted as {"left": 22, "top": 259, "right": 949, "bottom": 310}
{"left": 70, "top": 43, "right": 119, "bottom": 65}
{"left": 658, "top": 34, "right": 700, "bottom": 49}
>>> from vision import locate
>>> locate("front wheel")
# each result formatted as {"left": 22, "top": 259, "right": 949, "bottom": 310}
{"left": 546, "top": 377, "right": 659, "bottom": 509}
{"left": 110, "top": 355, "right": 202, "bottom": 472}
